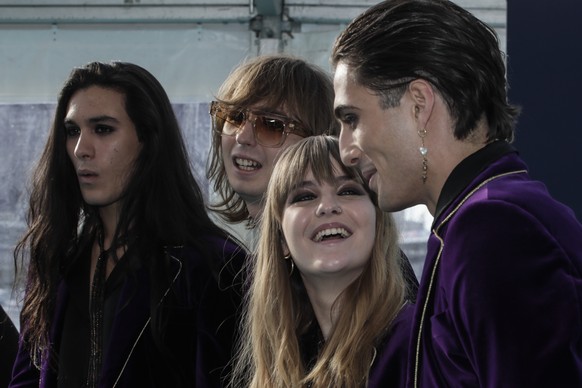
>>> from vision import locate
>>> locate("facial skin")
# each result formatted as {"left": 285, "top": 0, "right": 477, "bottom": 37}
{"left": 65, "top": 86, "right": 142, "bottom": 216}
{"left": 221, "top": 104, "right": 305, "bottom": 218}
{"left": 333, "top": 62, "right": 426, "bottom": 213}
{"left": 281, "top": 160, "right": 376, "bottom": 290}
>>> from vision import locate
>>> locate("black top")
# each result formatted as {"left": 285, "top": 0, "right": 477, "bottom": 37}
{"left": 57, "top": 240, "right": 130, "bottom": 388}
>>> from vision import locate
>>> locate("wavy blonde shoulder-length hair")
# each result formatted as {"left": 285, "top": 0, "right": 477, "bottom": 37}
{"left": 230, "top": 135, "right": 407, "bottom": 388}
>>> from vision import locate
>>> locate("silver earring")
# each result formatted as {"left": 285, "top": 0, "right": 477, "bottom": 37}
{"left": 283, "top": 254, "right": 295, "bottom": 276}
{"left": 418, "top": 128, "right": 428, "bottom": 183}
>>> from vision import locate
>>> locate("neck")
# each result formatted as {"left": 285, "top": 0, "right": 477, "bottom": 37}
{"left": 97, "top": 204, "right": 121, "bottom": 250}
{"left": 301, "top": 273, "right": 358, "bottom": 340}
{"left": 423, "top": 118, "right": 490, "bottom": 215}
{"left": 245, "top": 200, "right": 262, "bottom": 220}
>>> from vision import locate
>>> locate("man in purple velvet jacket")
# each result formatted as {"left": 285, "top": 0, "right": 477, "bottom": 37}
{"left": 331, "top": 0, "right": 582, "bottom": 387}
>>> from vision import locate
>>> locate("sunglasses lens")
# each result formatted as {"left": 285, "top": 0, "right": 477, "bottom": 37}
{"left": 211, "top": 102, "right": 300, "bottom": 147}
{"left": 215, "top": 108, "right": 245, "bottom": 136}
{"left": 226, "top": 110, "right": 246, "bottom": 126}
{"left": 254, "top": 116, "right": 285, "bottom": 146}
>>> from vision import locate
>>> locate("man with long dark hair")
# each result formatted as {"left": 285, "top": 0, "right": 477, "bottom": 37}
{"left": 11, "top": 61, "right": 246, "bottom": 387}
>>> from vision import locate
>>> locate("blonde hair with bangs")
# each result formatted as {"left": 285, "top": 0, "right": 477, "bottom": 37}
{"left": 231, "top": 136, "right": 407, "bottom": 387}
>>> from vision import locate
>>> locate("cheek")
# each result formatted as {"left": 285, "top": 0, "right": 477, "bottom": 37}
{"left": 221, "top": 136, "right": 235, "bottom": 156}
{"left": 280, "top": 211, "right": 294, "bottom": 242}
{"left": 280, "top": 209, "right": 304, "bottom": 249}
{"left": 263, "top": 147, "right": 284, "bottom": 169}
{"left": 356, "top": 127, "right": 378, "bottom": 153}
{"left": 65, "top": 141, "right": 76, "bottom": 162}
{"left": 114, "top": 142, "right": 140, "bottom": 177}
{"left": 109, "top": 147, "right": 119, "bottom": 165}
{"left": 360, "top": 203, "right": 377, "bottom": 239}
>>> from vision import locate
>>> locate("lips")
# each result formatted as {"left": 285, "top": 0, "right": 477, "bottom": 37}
{"left": 77, "top": 168, "right": 98, "bottom": 183}
{"left": 360, "top": 168, "right": 376, "bottom": 186}
{"left": 234, "top": 157, "right": 261, "bottom": 171}
{"left": 312, "top": 224, "right": 353, "bottom": 242}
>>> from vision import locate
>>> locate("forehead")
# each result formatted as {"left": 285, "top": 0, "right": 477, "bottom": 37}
{"left": 332, "top": 62, "right": 355, "bottom": 101}
{"left": 333, "top": 62, "right": 379, "bottom": 112}
{"left": 333, "top": 61, "right": 353, "bottom": 85}
{"left": 65, "top": 86, "right": 131, "bottom": 121}
{"left": 67, "top": 86, "right": 126, "bottom": 115}
{"left": 303, "top": 158, "right": 349, "bottom": 184}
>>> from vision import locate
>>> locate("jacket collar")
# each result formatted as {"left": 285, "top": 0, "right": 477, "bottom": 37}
{"left": 433, "top": 140, "right": 517, "bottom": 223}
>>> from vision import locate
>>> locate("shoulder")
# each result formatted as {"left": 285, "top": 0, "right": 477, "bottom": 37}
{"left": 440, "top": 169, "right": 582, "bottom": 263}
{"left": 386, "top": 303, "right": 414, "bottom": 349}
{"left": 166, "top": 235, "right": 247, "bottom": 267}
{"left": 378, "top": 304, "right": 413, "bottom": 361}
{"left": 369, "top": 304, "right": 413, "bottom": 388}
{"left": 432, "top": 173, "right": 582, "bottom": 317}
{"left": 165, "top": 235, "right": 248, "bottom": 290}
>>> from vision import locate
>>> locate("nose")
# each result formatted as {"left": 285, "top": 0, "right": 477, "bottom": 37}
{"left": 316, "top": 194, "right": 342, "bottom": 217}
{"left": 235, "top": 117, "right": 257, "bottom": 146}
{"left": 73, "top": 130, "right": 94, "bottom": 160}
{"left": 339, "top": 128, "right": 361, "bottom": 167}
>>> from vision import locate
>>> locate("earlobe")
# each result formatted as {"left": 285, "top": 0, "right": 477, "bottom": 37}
{"left": 281, "top": 238, "right": 290, "bottom": 257}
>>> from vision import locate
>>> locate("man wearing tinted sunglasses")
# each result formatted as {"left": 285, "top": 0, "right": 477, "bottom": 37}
{"left": 207, "top": 55, "right": 419, "bottom": 304}
{"left": 206, "top": 55, "right": 338, "bottom": 237}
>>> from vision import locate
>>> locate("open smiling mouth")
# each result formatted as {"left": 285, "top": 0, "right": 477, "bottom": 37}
{"left": 313, "top": 228, "right": 352, "bottom": 242}
{"left": 235, "top": 157, "right": 261, "bottom": 171}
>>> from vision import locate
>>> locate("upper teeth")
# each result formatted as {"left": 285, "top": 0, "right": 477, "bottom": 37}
{"left": 235, "top": 158, "right": 260, "bottom": 169}
{"left": 314, "top": 228, "right": 350, "bottom": 242}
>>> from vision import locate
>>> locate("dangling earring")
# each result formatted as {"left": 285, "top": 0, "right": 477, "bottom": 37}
{"left": 284, "top": 253, "right": 295, "bottom": 276}
{"left": 418, "top": 127, "right": 428, "bottom": 183}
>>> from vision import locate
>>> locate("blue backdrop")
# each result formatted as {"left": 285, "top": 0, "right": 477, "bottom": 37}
{"left": 508, "top": 0, "right": 582, "bottom": 221}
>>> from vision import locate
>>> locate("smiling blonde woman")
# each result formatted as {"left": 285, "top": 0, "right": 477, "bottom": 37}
{"left": 231, "top": 136, "right": 413, "bottom": 388}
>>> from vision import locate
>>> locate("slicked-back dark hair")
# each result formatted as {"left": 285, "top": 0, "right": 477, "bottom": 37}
{"left": 332, "top": 0, "right": 520, "bottom": 142}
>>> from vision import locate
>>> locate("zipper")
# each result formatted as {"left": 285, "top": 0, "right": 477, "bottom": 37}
{"left": 111, "top": 254, "right": 183, "bottom": 387}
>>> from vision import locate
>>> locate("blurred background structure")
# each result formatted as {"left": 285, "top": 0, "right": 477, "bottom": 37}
{"left": 5, "top": 0, "right": 578, "bottom": 328}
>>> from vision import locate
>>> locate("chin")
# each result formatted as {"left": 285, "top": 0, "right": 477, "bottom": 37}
{"left": 378, "top": 199, "right": 402, "bottom": 213}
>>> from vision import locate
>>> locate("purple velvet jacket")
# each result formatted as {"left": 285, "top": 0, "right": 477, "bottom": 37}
{"left": 409, "top": 141, "right": 582, "bottom": 387}
{"left": 368, "top": 303, "right": 414, "bottom": 387}
{"left": 299, "top": 303, "right": 413, "bottom": 387}
{"left": 10, "top": 237, "right": 246, "bottom": 388}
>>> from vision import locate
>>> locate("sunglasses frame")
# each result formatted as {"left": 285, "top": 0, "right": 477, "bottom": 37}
{"left": 209, "top": 101, "right": 307, "bottom": 148}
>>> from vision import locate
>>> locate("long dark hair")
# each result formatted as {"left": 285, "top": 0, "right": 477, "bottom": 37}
{"left": 14, "top": 61, "right": 228, "bottom": 366}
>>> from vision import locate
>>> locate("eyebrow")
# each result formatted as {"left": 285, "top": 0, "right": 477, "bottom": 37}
{"left": 251, "top": 107, "right": 290, "bottom": 119}
{"left": 64, "top": 115, "right": 120, "bottom": 126}
{"left": 294, "top": 174, "right": 356, "bottom": 189}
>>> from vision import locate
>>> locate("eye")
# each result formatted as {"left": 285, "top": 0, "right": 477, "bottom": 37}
{"left": 227, "top": 109, "right": 246, "bottom": 125}
{"left": 338, "top": 183, "right": 366, "bottom": 196}
{"left": 339, "top": 113, "right": 358, "bottom": 130}
{"left": 95, "top": 124, "right": 114, "bottom": 135}
{"left": 260, "top": 117, "right": 286, "bottom": 132}
{"left": 64, "top": 125, "right": 80, "bottom": 138}
{"left": 288, "top": 190, "right": 316, "bottom": 204}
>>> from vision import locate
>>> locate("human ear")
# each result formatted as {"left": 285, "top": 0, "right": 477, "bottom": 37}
{"left": 281, "top": 238, "right": 290, "bottom": 258}
{"left": 408, "top": 79, "right": 435, "bottom": 128}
